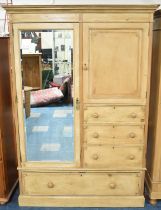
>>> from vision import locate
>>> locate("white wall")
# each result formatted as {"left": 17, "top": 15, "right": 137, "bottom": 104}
{"left": 0, "top": 0, "right": 161, "bottom": 36}
{"left": 55, "top": 0, "right": 160, "bottom": 4}
{"left": 2, "top": 0, "right": 161, "bottom": 4}
{"left": 0, "top": 3, "right": 7, "bottom": 35}
{"left": 12, "top": 0, "right": 54, "bottom": 4}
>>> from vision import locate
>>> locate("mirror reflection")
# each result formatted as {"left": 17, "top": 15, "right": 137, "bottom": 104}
{"left": 20, "top": 30, "right": 74, "bottom": 162}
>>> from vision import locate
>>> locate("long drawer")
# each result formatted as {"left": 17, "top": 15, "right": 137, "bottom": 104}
{"left": 83, "top": 145, "right": 143, "bottom": 169}
{"left": 22, "top": 172, "right": 142, "bottom": 196}
{"left": 84, "top": 124, "right": 144, "bottom": 145}
{"left": 84, "top": 106, "right": 145, "bottom": 123}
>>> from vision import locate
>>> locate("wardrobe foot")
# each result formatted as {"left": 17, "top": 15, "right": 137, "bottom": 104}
{"left": 149, "top": 199, "right": 157, "bottom": 205}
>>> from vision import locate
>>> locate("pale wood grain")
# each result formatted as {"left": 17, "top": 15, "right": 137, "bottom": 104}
{"left": 145, "top": 10, "right": 161, "bottom": 203}
{"left": 19, "top": 195, "right": 145, "bottom": 207}
{"left": 22, "top": 172, "right": 141, "bottom": 196}
{"left": 6, "top": 4, "right": 157, "bottom": 207}
{"left": 84, "top": 106, "right": 145, "bottom": 123}
{"left": 83, "top": 145, "right": 143, "bottom": 169}
{"left": 84, "top": 124, "right": 144, "bottom": 145}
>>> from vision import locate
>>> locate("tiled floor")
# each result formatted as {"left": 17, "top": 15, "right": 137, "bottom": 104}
{"left": 25, "top": 104, "right": 74, "bottom": 162}
{"left": 1, "top": 187, "right": 161, "bottom": 210}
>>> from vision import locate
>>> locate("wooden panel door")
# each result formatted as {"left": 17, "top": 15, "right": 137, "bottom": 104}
{"left": 13, "top": 22, "right": 80, "bottom": 167}
{"left": 83, "top": 23, "right": 149, "bottom": 104}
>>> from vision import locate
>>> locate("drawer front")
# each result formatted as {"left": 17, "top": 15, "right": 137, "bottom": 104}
{"left": 83, "top": 146, "right": 143, "bottom": 169}
{"left": 22, "top": 172, "right": 141, "bottom": 196}
{"left": 84, "top": 106, "right": 145, "bottom": 123}
{"left": 84, "top": 125, "right": 144, "bottom": 145}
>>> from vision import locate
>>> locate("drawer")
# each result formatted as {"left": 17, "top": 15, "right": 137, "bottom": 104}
{"left": 84, "top": 106, "right": 145, "bottom": 123}
{"left": 22, "top": 172, "right": 141, "bottom": 196}
{"left": 84, "top": 125, "right": 144, "bottom": 145}
{"left": 83, "top": 145, "right": 143, "bottom": 169}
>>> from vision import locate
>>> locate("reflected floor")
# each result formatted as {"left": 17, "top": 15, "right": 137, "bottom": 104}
{"left": 25, "top": 104, "right": 74, "bottom": 162}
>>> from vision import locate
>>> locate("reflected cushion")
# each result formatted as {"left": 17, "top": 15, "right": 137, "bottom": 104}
{"left": 31, "top": 87, "right": 64, "bottom": 107}
{"left": 49, "top": 81, "right": 61, "bottom": 88}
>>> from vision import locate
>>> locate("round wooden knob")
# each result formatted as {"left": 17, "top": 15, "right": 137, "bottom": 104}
{"left": 129, "top": 155, "right": 135, "bottom": 160}
{"left": 129, "top": 132, "right": 136, "bottom": 138}
{"left": 130, "top": 113, "right": 137, "bottom": 118}
{"left": 92, "top": 113, "right": 99, "bottom": 118}
{"left": 109, "top": 183, "right": 116, "bottom": 189}
{"left": 47, "top": 182, "right": 54, "bottom": 188}
{"left": 92, "top": 132, "right": 99, "bottom": 138}
{"left": 92, "top": 154, "right": 99, "bottom": 160}
{"left": 83, "top": 64, "right": 88, "bottom": 71}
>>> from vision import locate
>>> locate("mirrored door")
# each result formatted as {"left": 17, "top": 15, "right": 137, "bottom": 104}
{"left": 13, "top": 23, "right": 80, "bottom": 165}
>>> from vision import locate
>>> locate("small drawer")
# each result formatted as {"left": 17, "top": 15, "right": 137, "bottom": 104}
{"left": 22, "top": 172, "right": 141, "bottom": 196}
{"left": 84, "top": 106, "right": 145, "bottom": 123}
{"left": 83, "top": 145, "right": 143, "bottom": 169}
{"left": 84, "top": 124, "right": 144, "bottom": 145}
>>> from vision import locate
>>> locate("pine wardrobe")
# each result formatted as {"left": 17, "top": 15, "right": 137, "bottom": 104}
{"left": 146, "top": 9, "right": 161, "bottom": 205}
{"left": 4, "top": 4, "right": 157, "bottom": 207}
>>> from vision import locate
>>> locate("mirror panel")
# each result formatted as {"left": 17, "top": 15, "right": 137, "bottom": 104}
{"left": 20, "top": 30, "right": 74, "bottom": 162}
